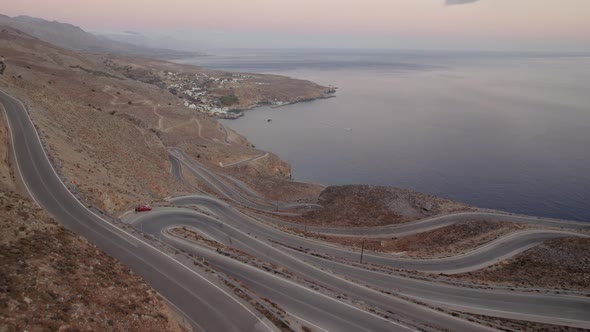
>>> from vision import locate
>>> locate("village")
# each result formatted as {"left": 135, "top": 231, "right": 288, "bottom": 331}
{"left": 163, "top": 71, "right": 253, "bottom": 119}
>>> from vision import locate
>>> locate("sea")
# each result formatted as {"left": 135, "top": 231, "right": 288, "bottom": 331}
{"left": 176, "top": 49, "right": 590, "bottom": 221}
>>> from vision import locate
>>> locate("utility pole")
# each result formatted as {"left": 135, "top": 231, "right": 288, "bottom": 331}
{"left": 304, "top": 219, "right": 308, "bottom": 234}
{"left": 360, "top": 239, "right": 366, "bottom": 264}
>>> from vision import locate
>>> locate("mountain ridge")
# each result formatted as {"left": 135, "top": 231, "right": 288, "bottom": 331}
{"left": 0, "top": 14, "right": 202, "bottom": 59}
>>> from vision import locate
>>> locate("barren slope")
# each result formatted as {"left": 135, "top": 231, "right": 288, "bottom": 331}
{"left": 0, "top": 190, "right": 187, "bottom": 332}
{"left": 0, "top": 111, "right": 186, "bottom": 332}
{"left": 0, "top": 26, "right": 327, "bottom": 214}
{"left": 300, "top": 185, "right": 473, "bottom": 227}
{"left": 453, "top": 237, "right": 590, "bottom": 291}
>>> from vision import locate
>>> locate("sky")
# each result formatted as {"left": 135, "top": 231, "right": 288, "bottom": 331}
{"left": 3, "top": 0, "right": 590, "bottom": 51}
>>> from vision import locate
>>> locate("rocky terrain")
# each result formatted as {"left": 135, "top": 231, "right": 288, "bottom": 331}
{"left": 0, "top": 25, "right": 332, "bottom": 331}
{"left": 0, "top": 25, "right": 330, "bottom": 214}
{"left": 2, "top": 18, "right": 587, "bottom": 332}
{"left": 0, "top": 115, "right": 186, "bottom": 331}
{"left": 300, "top": 185, "right": 473, "bottom": 227}
{"left": 454, "top": 237, "right": 590, "bottom": 291}
{"left": 0, "top": 190, "right": 188, "bottom": 332}
{"left": 0, "top": 191, "right": 185, "bottom": 332}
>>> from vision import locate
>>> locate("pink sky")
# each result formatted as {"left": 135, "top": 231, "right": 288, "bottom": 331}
{"left": 3, "top": 0, "right": 590, "bottom": 50}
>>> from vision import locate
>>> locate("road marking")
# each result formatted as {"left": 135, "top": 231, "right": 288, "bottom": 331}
{"left": 414, "top": 299, "right": 590, "bottom": 330}
{"left": 6, "top": 90, "right": 582, "bottom": 331}
{"left": 287, "top": 312, "right": 330, "bottom": 332}
{"left": 108, "top": 228, "right": 139, "bottom": 247}
{"left": 160, "top": 201, "right": 502, "bottom": 331}
{"left": 1, "top": 91, "right": 275, "bottom": 332}
{"left": 156, "top": 209, "right": 420, "bottom": 332}
{"left": 283, "top": 244, "right": 589, "bottom": 329}
{"left": 162, "top": 192, "right": 586, "bottom": 329}
{"left": 159, "top": 294, "right": 205, "bottom": 332}
{"left": 0, "top": 99, "right": 42, "bottom": 208}
{"left": 118, "top": 209, "right": 134, "bottom": 219}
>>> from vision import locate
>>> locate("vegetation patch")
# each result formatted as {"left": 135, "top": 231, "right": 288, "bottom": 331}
{"left": 219, "top": 95, "right": 239, "bottom": 106}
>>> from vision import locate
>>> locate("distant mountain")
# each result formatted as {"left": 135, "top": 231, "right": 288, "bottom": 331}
{"left": 0, "top": 14, "right": 202, "bottom": 59}
{"left": 98, "top": 31, "right": 208, "bottom": 53}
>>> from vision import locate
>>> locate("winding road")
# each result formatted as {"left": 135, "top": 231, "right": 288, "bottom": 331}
{"left": 0, "top": 90, "right": 277, "bottom": 332}
{"left": 127, "top": 197, "right": 590, "bottom": 329}
{"left": 162, "top": 141, "right": 590, "bottom": 329}
{"left": 3, "top": 88, "right": 590, "bottom": 331}
{"left": 169, "top": 147, "right": 322, "bottom": 213}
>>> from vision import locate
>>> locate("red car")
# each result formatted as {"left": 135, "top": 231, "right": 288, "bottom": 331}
{"left": 135, "top": 204, "right": 152, "bottom": 212}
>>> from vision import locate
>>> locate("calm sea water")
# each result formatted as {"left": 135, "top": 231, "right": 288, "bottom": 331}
{"left": 178, "top": 50, "right": 590, "bottom": 221}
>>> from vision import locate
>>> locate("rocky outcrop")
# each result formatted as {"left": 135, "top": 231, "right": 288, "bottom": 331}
{"left": 233, "top": 152, "right": 292, "bottom": 179}
{"left": 303, "top": 185, "right": 473, "bottom": 227}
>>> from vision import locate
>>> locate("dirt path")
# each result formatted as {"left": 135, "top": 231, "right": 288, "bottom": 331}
{"left": 102, "top": 85, "right": 217, "bottom": 143}
{"left": 221, "top": 152, "right": 269, "bottom": 168}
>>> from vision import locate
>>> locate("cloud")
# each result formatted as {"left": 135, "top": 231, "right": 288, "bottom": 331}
{"left": 445, "top": 0, "right": 479, "bottom": 5}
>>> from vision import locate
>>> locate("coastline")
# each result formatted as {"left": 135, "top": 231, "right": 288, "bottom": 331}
{"left": 4, "top": 25, "right": 587, "bottom": 222}
{"left": 156, "top": 60, "right": 337, "bottom": 120}
{"left": 207, "top": 57, "right": 590, "bottom": 222}
{"left": 3, "top": 13, "right": 590, "bottom": 332}
{"left": 223, "top": 93, "right": 338, "bottom": 119}
{"left": 269, "top": 94, "right": 337, "bottom": 109}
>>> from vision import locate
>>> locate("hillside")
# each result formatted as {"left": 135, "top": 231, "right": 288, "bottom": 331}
{"left": 0, "top": 25, "right": 330, "bottom": 213}
{"left": 0, "top": 107, "right": 186, "bottom": 331}
{"left": 0, "top": 24, "right": 330, "bottom": 331}
{"left": 301, "top": 185, "right": 473, "bottom": 227}
{"left": 0, "top": 190, "right": 188, "bottom": 332}
{"left": 0, "top": 14, "right": 200, "bottom": 59}
{"left": 2, "top": 16, "right": 589, "bottom": 332}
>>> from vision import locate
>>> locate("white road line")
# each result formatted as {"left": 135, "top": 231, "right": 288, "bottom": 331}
{"left": 1, "top": 101, "right": 42, "bottom": 208}
{"left": 159, "top": 294, "right": 205, "bottom": 332}
{"left": 159, "top": 210, "right": 424, "bottom": 332}
{"left": 288, "top": 312, "right": 330, "bottom": 332}
{"left": 283, "top": 244, "right": 590, "bottom": 329}
{"left": 161, "top": 202, "right": 499, "bottom": 331}
{"left": 118, "top": 209, "right": 135, "bottom": 219}
{"left": 1, "top": 92, "right": 275, "bottom": 332}
{"left": 415, "top": 299, "right": 590, "bottom": 330}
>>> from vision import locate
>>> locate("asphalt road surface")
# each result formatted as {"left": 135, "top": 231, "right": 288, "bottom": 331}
{"left": 128, "top": 204, "right": 590, "bottom": 329}
{"left": 0, "top": 90, "right": 278, "bottom": 332}
{"left": 4, "top": 88, "right": 590, "bottom": 331}
{"left": 168, "top": 195, "right": 588, "bottom": 274}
